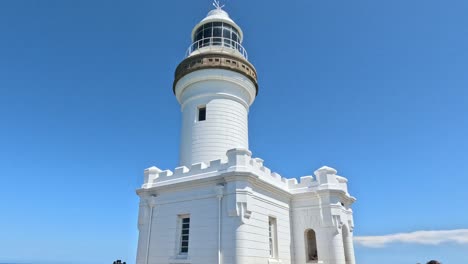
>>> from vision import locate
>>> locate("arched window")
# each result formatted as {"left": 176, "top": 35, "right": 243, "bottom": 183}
{"left": 305, "top": 229, "right": 318, "bottom": 262}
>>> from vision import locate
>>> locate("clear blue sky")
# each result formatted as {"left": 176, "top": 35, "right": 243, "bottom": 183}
{"left": 1, "top": 0, "right": 467, "bottom": 263}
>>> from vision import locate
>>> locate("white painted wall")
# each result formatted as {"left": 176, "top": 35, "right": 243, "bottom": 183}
{"left": 137, "top": 179, "right": 293, "bottom": 264}
{"left": 137, "top": 185, "right": 221, "bottom": 264}
{"left": 174, "top": 69, "right": 256, "bottom": 167}
{"left": 223, "top": 178, "right": 292, "bottom": 264}
{"left": 137, "top": 150, "right": 356, "bottom": 264}
{"left": 290, "top": 171, "right": 356, "bottom": 264}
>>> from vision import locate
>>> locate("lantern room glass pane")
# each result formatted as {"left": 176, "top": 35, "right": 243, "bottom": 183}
{"left": 222, "top": 28, "right": 231, "bottom": 39}
{"left": 195, "top": 31, "right": 203, "bottom": 42}
{"left": 213, "top": 27, "right": 222, "bottom": 37}
{"left": 203, "top": 28, "right": 212, "bottom": 38}
{"left": 232, "top": 33, "right": 238, "bottom": 42}
{"left": 191, "top": 22, "right": 242, "bottom": 54}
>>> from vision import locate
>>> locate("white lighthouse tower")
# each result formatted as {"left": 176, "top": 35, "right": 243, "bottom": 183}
{"left": 136, "top": 3, "right": 357, "bottom": 264}
{"left": 174, "top": 3, "right": 257, "bottom": 167}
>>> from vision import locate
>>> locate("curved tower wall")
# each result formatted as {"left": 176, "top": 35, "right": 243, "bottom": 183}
{"left": 175, "top": 68, "right": 256, "bottom": 166}
{"left": 173, "top": 8, "right": 258, "bottom": 167}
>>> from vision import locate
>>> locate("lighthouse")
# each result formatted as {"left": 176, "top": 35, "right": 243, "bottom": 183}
{"left": 173, "top": 4, "right": 257, "bottom": 166}
{"left": 136, "top": 3, "right": 357, "bottom": 264}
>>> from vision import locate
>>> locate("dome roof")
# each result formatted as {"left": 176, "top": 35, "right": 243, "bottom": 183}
{"left": 191, "top": 8, "right": 243, "bottom": 42}
{"left": 203, "top": 9, "right": 233, "bottom": 23}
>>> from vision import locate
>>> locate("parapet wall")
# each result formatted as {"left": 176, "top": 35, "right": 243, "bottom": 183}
{"left": 142, "top": 148, "right": 350, "bottom": 195}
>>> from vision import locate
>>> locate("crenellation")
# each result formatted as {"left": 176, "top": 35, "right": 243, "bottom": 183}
{"left": 227, "top": 147, "right": 252, "bottom": 167}
{"left": 174, "top": 165, "right": 189, "bottom": 175}
{"left": 143, "top": 156, "right": 231, "bottom": 187}
{"left": 335, "top": 175, "right": 349, "bottom": 193}
{"left": 260, "top": 166, "right": 270, "bottom": 174}
{"left": 252, "top": 157, "right": 264, "bottom": 166}
{"left": 209, "top": 158, "right": 223, "bottom": 167}
{"left": 143, "top": 151, "right": 352, "bottom": 198}
{"left": 159, "top": 170, "right": 173, "bottom": 178}
{"left": 300, "top": 175, "right": 314, "bottom": 185}
{"left": 191, "top": 161, "right": 208, "bottom": 172}
{"left": 143, "top": 166, "right": 162, "bottom": 187}
{"left": 143, "top": 148, "right": 295, "bottom": 189}
{"left": 272, "top": 172, "right": 282, "bottom": 181}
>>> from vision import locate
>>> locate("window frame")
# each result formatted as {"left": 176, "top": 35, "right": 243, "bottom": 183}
{"left": 177, "top": 215, "right": 191, "bottom": 256}
{"left": 198, "top": 106, "right": 206, "bottom": 121}
{"left": 268, "top": 217, "right": 278, "bottom": 259}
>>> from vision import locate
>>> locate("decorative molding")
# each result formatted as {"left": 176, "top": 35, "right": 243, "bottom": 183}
{"left": 332, "top": 215, "right": 344, "bottom": 234}
{"left": 348, "top": 220, "right": 354, "bottom": 233}
{"left": 151, "top": 194, "right": 218, "bottom": 206}
{"left": 227, "top": 187, "right": 253, "bottom": 224}
{"left": 237, "top": 202, "right": 252, "bottom": 223}
{"left": 179, "top": 89, "right": 251, "bottom": 110}
{"left": 140, "top": 149, "right": 354, "bottom": 202}
{"left": 147, "top": 196, "right": 158, "bottom": 208}
{"left": 214, "top": 184, "right": 224, "bottom": 199}
{"left": 174, "top": 53, "right": 258, "bottom": 94}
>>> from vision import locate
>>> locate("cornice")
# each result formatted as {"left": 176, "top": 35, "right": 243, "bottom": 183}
{"left": 137, "top": 170, "right": 292, "bottom": 200}
{"left": 173, "top": 53, "right": 258, "bottom": 94}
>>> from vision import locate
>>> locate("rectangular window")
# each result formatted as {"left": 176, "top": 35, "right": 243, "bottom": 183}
{"left": 268, "top": 217, "right": 278, "bottom": 258}
{"left": 179, "top": 216, "right": 190, "bottom": 254}
{"left": 198, "top": 106, "right": 206, "bottom": 121}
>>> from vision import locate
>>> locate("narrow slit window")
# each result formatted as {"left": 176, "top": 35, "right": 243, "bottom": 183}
{"left": 198, "top": 106, "right": 206, "bottom": 121}
{"left": 179, "top": 216, "right": 190, "bottom": 254}
{"left": 268, "top": 217, "right": 278, "bottom": 258}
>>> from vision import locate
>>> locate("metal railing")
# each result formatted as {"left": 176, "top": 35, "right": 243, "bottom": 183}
{"left": 186, "top": 37, "right": 248, "bottom": 59}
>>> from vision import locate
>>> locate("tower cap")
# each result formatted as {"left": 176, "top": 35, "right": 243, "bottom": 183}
{"left": 191, "top": 7, "right": 243, "bottom": 42}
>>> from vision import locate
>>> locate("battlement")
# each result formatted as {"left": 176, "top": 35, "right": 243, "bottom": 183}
{"left": 142, "top": 148, "right": 350, "bottom": 195}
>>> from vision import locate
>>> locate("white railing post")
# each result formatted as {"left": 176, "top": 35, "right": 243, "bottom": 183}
{"left": 185, "top": 37, "right": 248, "bottom": 59}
